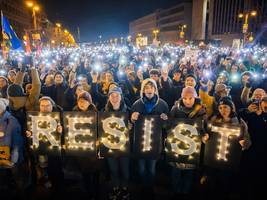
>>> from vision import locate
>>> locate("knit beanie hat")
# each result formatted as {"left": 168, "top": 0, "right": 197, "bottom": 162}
{"left": 181, "top": 86, "right": 197, "bottom": 98}
{"left": 77, "top": 91, "right": 93, "bottom": 104}
{"left": 108, "top": 87, "right": 122, "bottom": 96}
{"left": 218, "top": 96, "right": 235, "bottom": 111}
{"left": 39, "top": 96, "right": 56, "bottom": 107}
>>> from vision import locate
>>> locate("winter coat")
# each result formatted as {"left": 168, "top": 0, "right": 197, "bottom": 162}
{"left": 210, "top": 115, "right": 251, "bottom": 150}
{"left": 0, "top": 111, "right": 23, "bottom": 164}
{"left": 11, "top": 68, "right": 41, "bottom": 111}
{"left": 41, "top": 85, "right": 54, "bottom": 99}
{"left": 64, "top": 87, "right": 78, "bottom": 111}
{"left": 131, "top": 89, "right": 169, "bottom": 116}
{"left": 158, "top": 77, "right": 174, "bottom": 109}
{"left": 170, "top": 79, "right": 183, "bottom": 106}
{"left": 51, "top": 83, "right": 68, "bottom": 109}
{"left": 169, "top": 98, "right": 206, "bottom": 169}
{"left": 199, "top": 87, "right": 215, "bottom": 118}
{"left": 239, "top": 109, "right": 267, "bottom": 172}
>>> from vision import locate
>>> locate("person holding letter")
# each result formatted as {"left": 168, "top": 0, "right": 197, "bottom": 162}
{"left": 104, "top": 86, "right": 131, "bottom": 200}
{"left": 131, "top": 78, "right": 169, "bottom": 198}
{"left": 203, "top": 96, "right": 251, "bottom": 200}
{"left": 169, "top": 86, "right": 208, "bottom": 199}
{"left": 26, "top": 96, "right": 63, "bottom": 190}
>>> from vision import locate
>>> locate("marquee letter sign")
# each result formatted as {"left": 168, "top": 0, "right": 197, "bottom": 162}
{"left": 204, "top": 123, "right": 242, "bottom": 171}
{"left": 133, "top": 116, "right": 162, "bottom": 159}
{"left": 165, "top": 119, "right": 202, "bottom": 165}
{"left": 63, "top": 112, "right": 97, "bottom": 157}
{"left": 98, "top": 112, "right": 130, "bottom": 157}
{"left": 27, "top": 112, "right": 61, "bottom": 155}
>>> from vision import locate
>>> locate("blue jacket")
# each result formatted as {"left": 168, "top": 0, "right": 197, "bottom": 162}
{"left": 0, "top": 111, "right": 23, "bottom": 164}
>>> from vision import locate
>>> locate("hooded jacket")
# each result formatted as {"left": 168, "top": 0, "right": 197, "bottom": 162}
{"left": 131, "top": 78, "right": 169, "bottom": 115}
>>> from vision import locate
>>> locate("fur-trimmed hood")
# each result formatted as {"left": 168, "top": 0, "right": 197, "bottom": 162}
{"left": 140, "top": 78, "right": 159, "bottom": 105}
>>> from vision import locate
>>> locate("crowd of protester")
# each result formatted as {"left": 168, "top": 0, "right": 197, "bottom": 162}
{"left": 0, "top": 43, "right": 266, "bottom": 200}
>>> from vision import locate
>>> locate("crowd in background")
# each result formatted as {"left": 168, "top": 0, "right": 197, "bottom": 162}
{"left": 0, "top": 43, "right": 266, "bottom": 200}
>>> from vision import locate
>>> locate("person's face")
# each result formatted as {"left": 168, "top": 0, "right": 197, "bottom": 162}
{"left": 216, "top": 77, "right": 224, "bottom": 84}
{"left": 185, "top": 77, "right": 196, "bottom": 87}
{"left": 128, "top": 74, "right": 135, "bottom": 82}
{"left": 45, "top": 75, "right": 54, "bottom": 86}
{"left": 54, "top": 74, "right": 63, "bottom": 85}
{"left": 150, "top": 74, "right": 159, "bottom": 82}
{"left": 253, "top": 89, "right": 265, "bottom": 100}
{"left": 182, "top": 68, "right": 188, "bottom": 76}
{"left": 75, "top": 86, "right": 84, "bottom": 96}
{"left": 231, "top": 65, "right": 238, "bottom": 73}
{"left": 218, "top": 104, "right": 231, "bottom": 118}
{"left": 242, "top": 75, "right": 250, "bottom": 85}
{"left": 0, "top": 78, "right": 7, "bottom": 88}
{"left": 40, "top": 100, "right": 53, "bottom": 113}
{"left": 79, "top": 77, "right": 88, "bottom": 87}
{"left": 182, "top": 95, "right": 195, "bottom": 108}
{"left": 260, "top": 101, "right": 267, "bottom": 113}
{"left": 105, "top": 73, "right": 113, "bottom": 82}
{"left": 78, "top": 98, "right": 90, "bottom": 111}
{"left": 8, "top": 72, "right": 16, "bottom": 83}
{"left": 109, "top": 92, "right": 121, "bottom": 107}
{"left": 144, "top": 84, "right": 156, "bottom": 99}
{"left": 173, "top": 72, "right": 181, "bottom": 82}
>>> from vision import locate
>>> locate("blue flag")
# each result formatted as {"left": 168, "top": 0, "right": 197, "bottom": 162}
{"left": 1, "top": 11, "right": 22, "bottom": 50}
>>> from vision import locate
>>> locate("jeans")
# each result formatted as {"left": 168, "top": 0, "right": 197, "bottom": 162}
{"left": 138, "top": 159, "right": 157, "bottom": 186}
{"left": 171, "top": 167, "right": 194, "bottom": 194}
{"left": 107, "top": 157, "right": 129, "bottom": 188}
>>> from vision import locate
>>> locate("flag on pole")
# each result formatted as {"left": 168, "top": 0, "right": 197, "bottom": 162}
{"left": 25, "top": 32, "right": 32, "bottom": 55}
{"left": 1, "top": 10, "right": 22, "bottom": 50}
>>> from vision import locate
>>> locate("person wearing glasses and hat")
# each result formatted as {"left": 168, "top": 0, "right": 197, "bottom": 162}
{"left": 239, "top": 96, "right": 267, "bottom": 199}
{"left": 199, "top": 82, "right": 232, "bottom": 118}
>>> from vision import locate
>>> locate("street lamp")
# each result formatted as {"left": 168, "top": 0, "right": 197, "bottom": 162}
{"left": 179, "top": 24, "right": 187, "bottom": 39}
{"left": 56, "top": 23, "right": 61, "bottom": 28}
{"left": 26, "top": 1, "right": 40, "bottom": 30}
{"left": 238, "top": 11, "right": 257, "bottom": 44}
{"left": 152, "top": 29, "right": 159, "bottom": 41}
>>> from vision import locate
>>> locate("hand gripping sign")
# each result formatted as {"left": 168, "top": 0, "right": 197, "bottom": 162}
{"left": 133, "top": 115, "right": 162, "bottom": 159}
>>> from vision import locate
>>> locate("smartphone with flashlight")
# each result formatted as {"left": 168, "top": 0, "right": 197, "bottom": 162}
{"left": 252, "top": 99, "right": 260, "bottom": 109}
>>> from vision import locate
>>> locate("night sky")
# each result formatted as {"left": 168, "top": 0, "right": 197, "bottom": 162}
{"left": 39, "top": 0, "right": 181, "bottom": 42}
